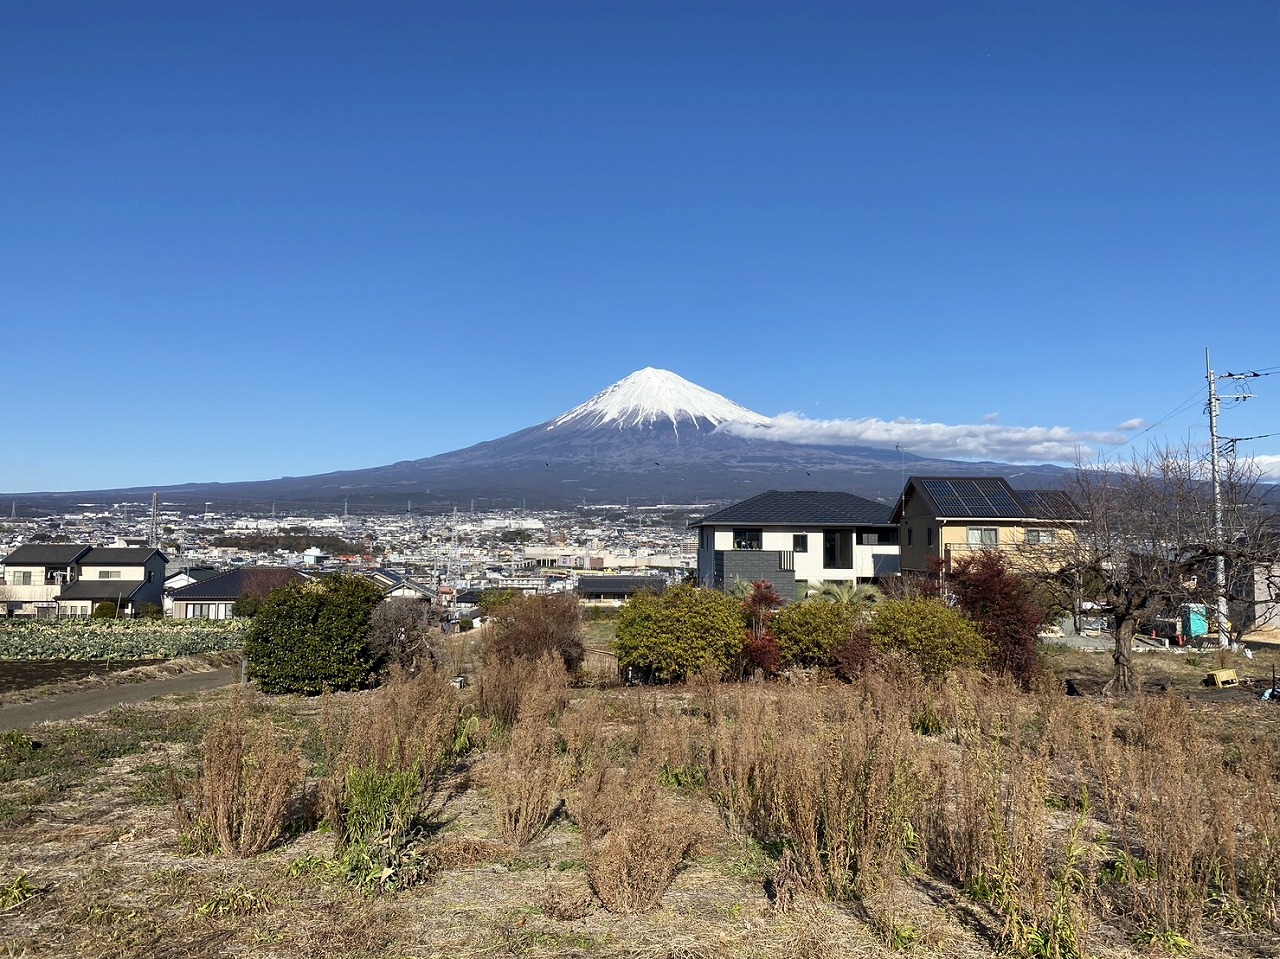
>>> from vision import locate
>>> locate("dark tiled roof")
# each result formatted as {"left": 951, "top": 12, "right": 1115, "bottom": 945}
{"left": 172, "top": 567, "right": 307, "bottom": 601}
{"left": 384, "top": 578, "right": 435, "bottom": 597}
{"left": 165, "top": 566, "right": 223, "bottom": 584}
{"left": 2, "top": 545, "right": 91, "bottom": 567}
{"left": 80, "top": 547, "right": 168, "bottom": 566}
{"left": 575, "top": 575, "right": 667, "bottom": 597}
{"left": 693, "top": 491, "right": 893, "bottom": 528}
{"left": 905, "top": 477, "right": 1082, "bottom": 520}
{"left": 58, "top": 579, "right": 147, "bottom": 602}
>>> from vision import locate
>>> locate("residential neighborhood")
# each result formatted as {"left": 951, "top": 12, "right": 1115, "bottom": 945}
{"left": 5, "top": 474, "right": 1272, "bottom": 639}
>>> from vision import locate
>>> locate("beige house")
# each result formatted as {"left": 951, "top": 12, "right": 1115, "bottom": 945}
{"left": 0, "top": 545, "right": 89, "bottom": 616}
{"left": 891, "top": 476, "right": 1083, "bottom": 575}
{"left": 1, "top": 544, "right": 168, "bottom": 617}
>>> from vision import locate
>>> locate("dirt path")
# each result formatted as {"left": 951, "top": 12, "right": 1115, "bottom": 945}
{"left": 0, "top": 667, "right": 239, "bottom": 731}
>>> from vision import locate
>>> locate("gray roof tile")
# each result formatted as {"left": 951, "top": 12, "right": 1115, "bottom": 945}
{"left": 58, "top": 579, "right": 147, "bottom": 602}
{"left": 2, "top": 545, "right": 91, "bottom": 567}
{"left": 171, "top": 567, "right": 307, "bottom": 601}
{"left": 80, "top": 547, "right": 167, "bottom": 566}
{"left": 693, "top": 491, "right": 893, "bottom": 528}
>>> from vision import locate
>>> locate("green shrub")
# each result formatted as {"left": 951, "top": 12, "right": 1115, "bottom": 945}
{"left": 865, "top": 597, "right": 990, "bottom": 678}
{"left": 772, "top": 600, "right": 866, "bottom": 667}
{"left": 245, "top": 574, "right": 384, "bottom": 695}
{"left": 614, "top": 585, "right": 743, "bottom": 682}
{"left": 92, "top": 601, "right": 118, "bottom": 620}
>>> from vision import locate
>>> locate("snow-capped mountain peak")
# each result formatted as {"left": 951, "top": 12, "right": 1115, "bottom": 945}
{"left": 549, "top": 367, "right": 769, "bottom": 434}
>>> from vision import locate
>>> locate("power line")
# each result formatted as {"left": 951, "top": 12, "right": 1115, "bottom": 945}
{"left": 1221, "top": 367, "right": 1280, "bottom": 378}
{"left": 1085, "top": 383, "right": 1208, "bottom": 465}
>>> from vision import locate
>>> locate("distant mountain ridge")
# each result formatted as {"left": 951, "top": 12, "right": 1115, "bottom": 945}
{"left": 9, "top": 369, "right": 1071, "bottom": 512}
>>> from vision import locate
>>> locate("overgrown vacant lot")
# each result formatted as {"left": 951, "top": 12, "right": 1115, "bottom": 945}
{"left": 2, "top": 645, "right": 1279, "bottom": 959}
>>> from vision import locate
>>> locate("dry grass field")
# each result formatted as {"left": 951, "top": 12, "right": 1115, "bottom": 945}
{"left": 2, "top": 639, "right": 1279, "bottom": 959}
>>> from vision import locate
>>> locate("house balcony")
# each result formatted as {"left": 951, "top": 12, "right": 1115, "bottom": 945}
{"left": 2, "top": 584, "right": 62, "bottom": 604}
{"left": 943, "top": 541, "right": 1057, "bottom": 573}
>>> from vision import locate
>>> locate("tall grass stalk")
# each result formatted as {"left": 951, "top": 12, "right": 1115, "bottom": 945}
{"left": 190, "top": 694, "right": 302, "bottom": 857}
{"left": 704, "top": 679, "right": 923, "bottom": 900}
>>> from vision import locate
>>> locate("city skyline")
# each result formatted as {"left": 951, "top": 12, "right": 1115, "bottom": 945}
{"left": 3, "top": 2, "right": 1276, "bottom": 492}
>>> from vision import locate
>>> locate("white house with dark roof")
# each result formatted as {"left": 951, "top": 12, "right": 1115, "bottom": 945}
{"left": 690, "top": 490, "right": 899, "bottom": 599}
{"left": 0, "top": 545, "right": 91, "bottom": 616}
{"left": 1, "top": 544, "right": 168, "bottom": 617}
{"left": 170, "top": 566, "right": 308, "bottom": 620}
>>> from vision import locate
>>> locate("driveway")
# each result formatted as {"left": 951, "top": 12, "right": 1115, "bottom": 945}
{"left": 0, "top": 667, "right": 239, "bottom": 732}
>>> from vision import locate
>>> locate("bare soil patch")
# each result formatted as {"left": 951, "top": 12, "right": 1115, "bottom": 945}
{"left": 0, "top": 651, "right": 241, "bottom": 707}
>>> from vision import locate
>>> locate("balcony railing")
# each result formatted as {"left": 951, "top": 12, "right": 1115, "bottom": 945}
{"left": 2, "top": 584, "right": 62, "bottom": 602}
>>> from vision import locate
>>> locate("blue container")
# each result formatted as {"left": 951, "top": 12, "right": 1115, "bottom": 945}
{"left": 1180, "top": 603, "right": 1208, "bottom": 638}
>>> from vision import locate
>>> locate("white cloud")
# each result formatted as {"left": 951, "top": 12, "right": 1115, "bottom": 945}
{"left": 1116, "top": 418, "right": 1145, "bottom": 431}
{"left": 1247, "top": 454, "right": 1280, "bottom": 479}
{"left": 981, "top": 412, "right": 1000, "bottom": 423}
{"left": 719, "top": 412, "right": 1127, "bottom": 464}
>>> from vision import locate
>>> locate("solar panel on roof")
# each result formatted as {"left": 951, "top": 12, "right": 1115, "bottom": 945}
{"left": 922, "top": 478, "right": 1024, "bottom": 517}
{"left": 922, "top": 480, "right": 965, "bottom": 514}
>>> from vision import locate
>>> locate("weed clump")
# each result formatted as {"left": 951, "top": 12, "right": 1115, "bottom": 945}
{"left": 320, "top": 666, "right": 468, "bottom": 892}
{"left": 574, "top": 765, "right": 698, "bottom": 913}
{"left": 486, "top": 656, "right": 570, "bottom": 846}
{"left": 180, "top": 693, "right": 302, "bottom": 857}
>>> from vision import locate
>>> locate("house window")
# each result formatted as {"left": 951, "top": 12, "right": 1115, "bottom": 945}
{"left": 823, "top": 529, "right": 853, "bottom": 569}
{"left": 968, "top": 527, "right": 999, "bottom": 548}
{"left": 793, "top": 534, "right": 808, "bottom": 553}
{"left": 700, "top": 528, "right": 714, "bottom": 550}
{"left": 927, "top": 528, "right": 933, "bottom": 547}
{"left": 10, "top": 571, "right": 32, "bottom": 586}
{"left": 732, "top": 528, "right": 763, "bottom": 550}
{"left": 861, "top": 532, "right": 879, "bottom": 546}
{"left": 98, "top": 570, "right": 122, "bottom": 579}
{"left": 1025, "top": 528, "right": 1057, "bottom": 545}
{"left": 907, "top": 527, "right": 913, "bottom": 547}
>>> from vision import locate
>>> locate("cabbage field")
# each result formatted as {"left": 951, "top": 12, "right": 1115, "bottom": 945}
{"left": 0, "top": 619, "right": 245, "bottom": 660}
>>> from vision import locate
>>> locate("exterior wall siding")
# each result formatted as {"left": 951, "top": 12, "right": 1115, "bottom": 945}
{"left": 696, "top": 523, "right": 901, "bottom": 592}
{"left": 720, "top": 550, "right": 797, "bottom": 599}
{"left": 80, "top": 566, "right": 147, "bottom": 580}
{"left": 175, "top": 600, "right": 236, "bottom": 620}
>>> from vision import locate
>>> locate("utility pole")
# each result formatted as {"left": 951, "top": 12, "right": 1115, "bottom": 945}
{"left": 1206, "top": 349, "right": 1230, "bottom": 647}
{"left": 1203, "top": 348, "right": 1254, "bottom": 647}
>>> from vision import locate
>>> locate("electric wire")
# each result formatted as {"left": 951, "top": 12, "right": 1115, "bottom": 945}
{"left": 1085, "top": 384, "right": 1209, "bottom": 466}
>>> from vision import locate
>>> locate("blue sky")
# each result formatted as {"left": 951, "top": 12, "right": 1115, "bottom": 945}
{"left": 3, "top": 1, "right": 1277, "bottom": 492}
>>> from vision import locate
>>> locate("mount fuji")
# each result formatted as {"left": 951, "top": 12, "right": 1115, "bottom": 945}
{"left": 18, "top": 369, "right": 1070, "bottom": 511}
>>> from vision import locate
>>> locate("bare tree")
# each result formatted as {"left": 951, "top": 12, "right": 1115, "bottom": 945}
{"left": 368, "top": 597, "right": 443, "bottom": 672}
{"left": 1052, "top": 444, "right": 1275, "bottom": 695}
